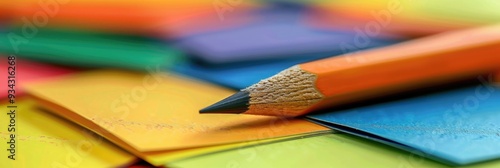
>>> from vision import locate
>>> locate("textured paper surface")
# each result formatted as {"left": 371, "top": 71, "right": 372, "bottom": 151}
{"left": 25, "top": 70, "right": 329, "bottom": 165}
{"left": 308, "top": 82, "right": 500, "bottom": 165}
{"left": 0, "top": 99, "right": 135, "bottom": 168}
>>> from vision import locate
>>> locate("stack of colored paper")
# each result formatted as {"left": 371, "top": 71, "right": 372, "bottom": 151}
{"left": 23, "top": 70, "right": 330, "bottom": 166}
{"left": 1, "top": 1, "right": 500, "bottom": 168}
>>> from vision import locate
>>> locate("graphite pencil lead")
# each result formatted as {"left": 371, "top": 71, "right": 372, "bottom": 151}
{"left": 199, "top": 91, "right": 250, "bottom": 114}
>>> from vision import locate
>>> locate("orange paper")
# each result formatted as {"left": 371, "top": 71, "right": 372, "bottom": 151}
{"left": 3, "top": 0, "right": 260, "bottom": 36}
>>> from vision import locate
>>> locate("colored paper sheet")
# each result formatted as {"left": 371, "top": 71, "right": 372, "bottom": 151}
{"left": 310, "top": 0, "right": 500, "bottom": 36}
{"left": 173, "top": 56, "right": 325, "bottom": 89}
{"left": 0, "top": 57, "right": 75, "bottom": 98}
{"left": 173, "top": 40, "right": 399, "bottom": 89}
{"left": 0, "top": 29, "right": 183, "bottom": 70}
{"left": 169, "top": 133, "right": 453, "bottom": 168}
{"left": 176, "top": 4, "right": 401, "bottom": 64}
{"left": 308, "top": 82, "right": 500, "bottom": 165}
{"left": 24, "top": 70, "right": 329, "bottom": 165}
{"left": 0, "top": 98, "right": 135, "bottom": 168}
{"left": 2, "top": 0, "right": 261, "bottom": 36}
{"left": 142, "top": 131, "right": 331, "bottom": 166}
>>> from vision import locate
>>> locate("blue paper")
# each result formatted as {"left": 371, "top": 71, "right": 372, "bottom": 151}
{"left": 307, "top": 82, "right": 500, "bottom": 165}
{"left": 173, "top": 56, "right": 323, "bottom": 89}
{"left": 172, "top": 38, "right": 397, "bottom": 89}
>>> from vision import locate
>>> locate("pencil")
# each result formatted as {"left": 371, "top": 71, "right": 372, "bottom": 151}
{"left": 200, "top": 24, "right": 500, "bottom": 117}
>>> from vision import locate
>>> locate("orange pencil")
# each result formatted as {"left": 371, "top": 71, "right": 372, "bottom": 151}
{"left": 201, "top": 24, "right": 500, "bottom": 117}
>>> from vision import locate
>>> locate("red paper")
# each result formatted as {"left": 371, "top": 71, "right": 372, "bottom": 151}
{"left": 0, "top": 56, "right": 76, "bottom": 98}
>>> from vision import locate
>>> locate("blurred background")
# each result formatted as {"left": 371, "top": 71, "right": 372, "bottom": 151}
{"left": 1, "top": 0, "right": 500, "bottom": 91}
{"left": 2, "top": 1, "right": 500, "bottom": 167}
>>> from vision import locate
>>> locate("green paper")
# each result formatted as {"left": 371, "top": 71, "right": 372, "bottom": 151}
{"left": 417, "top": 0, "right": 500, "bottom": 25}
{"left": 170, "top": 133, "right": 500, "bottom": 168}
{"left": 0, "top": 29, "right": 184, "bottom": 70}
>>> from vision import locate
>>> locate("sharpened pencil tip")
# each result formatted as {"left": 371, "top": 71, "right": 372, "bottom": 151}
{"left": 199, "top": 91, "right": 250, "bottom": 114}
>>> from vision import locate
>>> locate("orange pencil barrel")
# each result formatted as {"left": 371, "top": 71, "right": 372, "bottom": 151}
{"left": 301, "top": 24, "right": 500, "bottom": 112}
{"left": 201, "top": 24, "right": 500, "bottom": 117}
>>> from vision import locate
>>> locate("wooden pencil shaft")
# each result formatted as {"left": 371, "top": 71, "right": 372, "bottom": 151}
{"left": 247, "top": 24, "right": 500, "bottom": 116}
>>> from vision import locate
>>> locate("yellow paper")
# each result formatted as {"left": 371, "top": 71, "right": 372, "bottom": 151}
{"left": 143, "top": 131, "right": 331, "bottom": 166}
{"left": 317, "top": 0, "right": 500, "bottom": 26}
{"left": 171, "top": 133, "right": 500, "bottom": 168}
{"left": 170, "top": 134, "right": 441, "bottom": 167}
{"left": 0, "top": 99, "right": 135, "bottom": 168}
{"left": 25, "top": 70, "right": 329, "bottom": 165}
